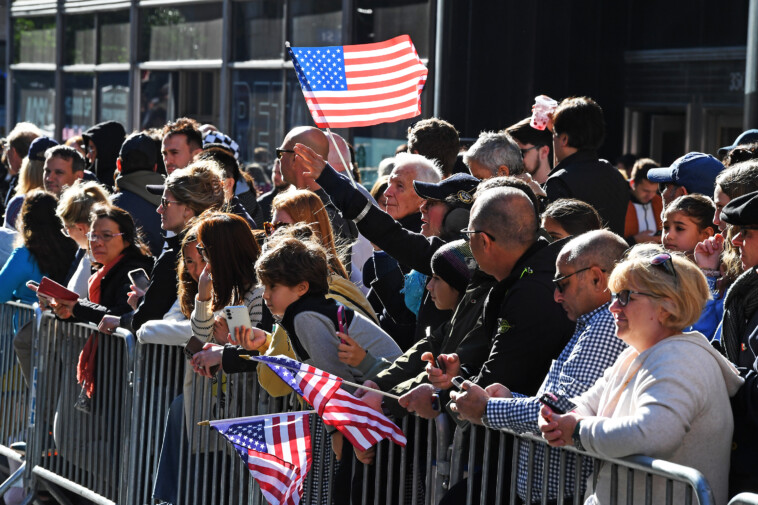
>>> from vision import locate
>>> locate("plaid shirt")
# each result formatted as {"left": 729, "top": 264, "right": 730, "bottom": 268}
{"left": 481, "top": 302, "right": 626, "bottom": 502}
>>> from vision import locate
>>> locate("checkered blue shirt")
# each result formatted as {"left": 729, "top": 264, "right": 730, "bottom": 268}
{"left": 481, "top": 302, "right": 626, "bottom": 502}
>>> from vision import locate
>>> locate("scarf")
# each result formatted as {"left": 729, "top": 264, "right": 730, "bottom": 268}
{"left": 77, "top": 254, "right": 124, "bottom": 402}
{"left": 722, "top": 266, "right": 758, "bottom": 363}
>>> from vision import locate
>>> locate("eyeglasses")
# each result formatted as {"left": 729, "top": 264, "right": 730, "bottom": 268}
{"left": 460, "top": 228, "right": 496, "bottom": 242}
{"left": 650, "top": 252, "right": 677, "bottom": 281}
{"left": 61, "top": 224, "right": 75, "bottom": 237}
{"left": 86, "top": 232, "right": 124, "bottom": 243}
{"left": 553, "top": 266, "right": 605, "bottom": 293}
{"left": 263, "top": 221, "right": 287, "bottom": 237}
{"left": 161, "top": 197, "right": 181, "bottom": 208}
{"left": 611, "top": 289, "right": 660, "bottom": 307}
{"left": 195, "top": 244, "right": 209, "bottom": 261}
{"left": 519, "top": 145, "right": 540, "bottom": 157}
{"left": 275, "top": 148, "right": 295, "bottom": 160}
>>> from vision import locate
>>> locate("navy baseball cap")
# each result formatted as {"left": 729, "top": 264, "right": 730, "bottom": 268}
{"left": 413, "top": 173, "right": 479, "bottom": 209}
{"left": 28, "top": 136, "right": 59, "bottom": 162}
{"left": 718, "top": 129, "right": 758, "bottom": 158}
{"left": 646, "top": 152, "right": 724, "bottom": 197}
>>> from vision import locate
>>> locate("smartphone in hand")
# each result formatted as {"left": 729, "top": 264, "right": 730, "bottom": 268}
{"left": 538, "top": 392, "right": 576, "bottom": 415}
{"left": 224, "top": 305, "right": 252, "bottom": 337}
{"left": 128, "top": 268, "right": 150, "bottom": 292}
{"left": 337, "top": 305, "right": 347, "bottom": 344}
{"left": 184, "top": 335, "right": 220, "bottom": 376}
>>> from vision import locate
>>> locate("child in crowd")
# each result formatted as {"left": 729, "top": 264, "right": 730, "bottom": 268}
{"left": 661, "top": 194, "right": 716, "bottom": 258}
{"left": 255, "top": 234, "right": 401, "bottom": 382}
{"left": 662, "top": 194, "right": 721, "bottom": 340}
{"left": 541, "top": 198, "right": 602, "bottom": 241}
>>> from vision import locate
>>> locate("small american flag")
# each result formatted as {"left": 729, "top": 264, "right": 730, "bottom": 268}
{"left": 287, "top": 34, "right": 428, "bottom": 128}
{"left": 210, "top": 412, "right": 311, "bottom": 505}
{"left": 258, "top": 355, "right": 407, "bottom": 450}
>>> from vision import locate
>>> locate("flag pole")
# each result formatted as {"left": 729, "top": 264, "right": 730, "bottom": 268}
{"left": 198, "top": 409, "right": 314, "bottom": 427}
{"left": 326, "top": 128, "right": 358, "bottom": 189}
{"left": 240, "top": 354, "right": 403, "bottom": 401}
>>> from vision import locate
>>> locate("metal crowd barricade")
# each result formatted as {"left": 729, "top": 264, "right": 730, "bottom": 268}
{"left": 25, "top": 310, "right": 135, "bottom": 505}
{"left": 0, "top": 302, "right": 38, "bottom": 500}
{"left": 730, "top": 493, "right": 758, "bottom": 505}
{"left": 442, "top": 421, "right": 718, "bottom": 505}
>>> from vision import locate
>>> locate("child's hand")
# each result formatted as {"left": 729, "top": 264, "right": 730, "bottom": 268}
{"left": 337, "top": 333, "right": 366, "bottom": 367}
{"left": 230, "top": 326, "right": 268, "bottom": 351}
{"left": 694, "top": 233, "right": 724, "bottom": 271}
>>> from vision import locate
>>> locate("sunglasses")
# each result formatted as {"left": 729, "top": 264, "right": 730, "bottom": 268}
{"left": 650, "top": 252, "right": 677, "bottom": 281}
{"left": 611, "top": 289, "right": 660, "bottom": 307}
{"left": 552, "top": 266, "right": 605, "bottom": 293}
{"left": 459, "top": 228, "right": 496, "bottom": 242}
{"left": 263, "top": 221, "right": 288, "bottom": 237}
{"left": 275, "top": 148, "right": 295, "bottom": 160}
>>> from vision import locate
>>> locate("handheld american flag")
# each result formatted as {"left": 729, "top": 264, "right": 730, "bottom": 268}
{"left": 287, "top": 34, "right": 428, "bottom": 128}
{"left": 256, "top": 355, "right": 407, "bottom": 450}
{"left": 209, "top": 412, "right": 312, "bottom": 505}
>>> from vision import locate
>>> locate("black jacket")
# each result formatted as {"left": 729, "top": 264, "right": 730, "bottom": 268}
{"left": 459, "top": 237, "right": 575, "bottom": 396}
{"left": 544, "top": 150, "right": 630, "bottom": 236}
{"left": 316, "top": 163, "right": 451, "bottom": 346}
{"left": 374, "top": 268, "right": 497, "bottom": 417}
{"left": 72, "top": 250, "right": 153, "bottom": 324}
{"left": 112, "top": 169, "right": 164, "bottom": 257}
{"left": 83, "top": 121, "right": 126, "bottom": 190}
{"left": 120, "top": 232, "right": 183, "bottom": 333}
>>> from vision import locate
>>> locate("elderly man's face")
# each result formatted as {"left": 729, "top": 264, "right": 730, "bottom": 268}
{"left": 383, "top": 165, "right": 424, "bottom": 220}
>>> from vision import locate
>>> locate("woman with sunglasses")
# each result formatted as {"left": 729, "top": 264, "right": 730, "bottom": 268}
{"left": 539, "top": 245, "right": 743, "bottom": 505}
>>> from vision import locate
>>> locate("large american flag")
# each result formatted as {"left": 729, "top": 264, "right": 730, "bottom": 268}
{"left": 257, "top": 355, "right": 407, "bottom": 451}
{"left": 210, "top": 413, "right": 311, "bottom": 505}
{"left": 287, "top": 34, "right": 428, "bottom": 128}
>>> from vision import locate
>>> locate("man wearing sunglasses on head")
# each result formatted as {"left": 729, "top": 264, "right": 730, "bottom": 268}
{"left": 448, "top": 229, "right": 628, "bottom": 503}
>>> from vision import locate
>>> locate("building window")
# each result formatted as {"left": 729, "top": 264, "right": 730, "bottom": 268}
{"left": 230, "top": 69, "right": 283, "bottom": 162}
{"left": 232, "top": 0, "right": 284, "bottom": 61}
{"left": 355, "top": 0, "right": 431, "bottom": 58}
{"left": 100, "top": 11, "right": 130, "bottom": 64}
{"left": 139, "top": 4, "right": 223, "bottom": 61}
{"left": 14, "top": 71, "right": 55, "bottom": 131}
{"left": 14, "top": 17, "right": 56, "bottom": 64}
{"left": 288, "top": 0, "right": 342, "bottom": 47}
{"left": 98, "top": 72, "right": 130, "bottom": 125}
{"left": 63, "top": 73, "right": 95, "bottom": 140}
{"left": 64, "top": 14, "right": 96, "bottom": 65}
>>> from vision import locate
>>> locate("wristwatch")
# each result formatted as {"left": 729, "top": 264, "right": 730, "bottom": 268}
{"left": 572, "top": 420, "right": 584, "bottom": 451}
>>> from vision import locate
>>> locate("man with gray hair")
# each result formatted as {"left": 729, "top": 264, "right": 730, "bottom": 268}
{"left": 463, "top": 131, "right": 524, "bottom": 180}
{"left": 464, "top": 131, "right": 546, "bottom": 198}
{"left": 449, "top": 229, "right": 628, "bottom": 502}
{"left": 382, "top": 152, "right": 442, "bottom": 221}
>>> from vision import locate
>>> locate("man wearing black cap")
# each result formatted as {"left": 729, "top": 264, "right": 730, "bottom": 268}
{"left": 718, "top": 129, "right": 758, "bottom": 161}
{"left": 717, "top": 190, "right": 758, "bottom": 496}
{"left": 112, "top": 133, "right": 164, "bottom": 256}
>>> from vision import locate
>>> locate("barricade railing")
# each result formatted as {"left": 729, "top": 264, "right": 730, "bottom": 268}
{"left": 0, "top": 301, "right": 730, "bottom": 505}
{"left": 0, "top": 301, "right": 38, "bottom": 502}
{"left": 729, "top": 493, "right": 758, "bottom": 505}
{"left": 26, "top": 310, "right": 134, "bottom": 504}
{"left": 441, "top": 421, "right": 717, "bottom": 505}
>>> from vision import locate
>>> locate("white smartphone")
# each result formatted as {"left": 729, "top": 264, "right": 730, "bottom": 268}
{"left": 223, "top": 305, "right": 252, "bottom": 337}
{"left": 128, "top": 268, "right": 151, "bottom": 292}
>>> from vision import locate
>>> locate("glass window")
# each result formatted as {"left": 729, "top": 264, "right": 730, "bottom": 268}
{"left": 140, "top": 70, "right": 176, "bottom": 129}
{"left": 355, "top": 0, "right": 431, "bottom": 58}
{"left": 139, "top": 4, "right": 223, "bottom": 61}
{"left": 231, "top": 0, "right": 284, "bottom": 61}
{"left": 62, "top": 73, "right": 95, "bottom": 140}
{"left": 14, "top": 17, "right": 56, "bottom": 64}
{"left": 14, "top": 71, "right": 55, "bottom": 131}
{"left": 285, "top": 69, "right": 313, "bottom": 133}
{"left": 64, "top": 14, "right": 95, "bottom": 65}
{"left": 98, "top": 72, "right": 129, "bottom": 125}
{"left": 99, "top": 11, "right": 130, "bottom": 64}
{"left": 288, "top": 0, "right": 342, "bottom": 47}
{"left": 231, "top": 69, "right": 283, "bottom": 162}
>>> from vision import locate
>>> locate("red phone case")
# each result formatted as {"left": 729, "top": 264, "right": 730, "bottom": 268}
{"left": 37, "top": 276, "right": 79, "bottom": 302}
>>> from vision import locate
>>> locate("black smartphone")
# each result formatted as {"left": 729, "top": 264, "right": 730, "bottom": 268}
{"left": 184, "top": 336, "right": 220, "bottom": 379}
{"left": 435, "top": 355, "right": 447, "bottom": 374}
{"left": 538, "top": 392, "right": 576, "bottom": 415}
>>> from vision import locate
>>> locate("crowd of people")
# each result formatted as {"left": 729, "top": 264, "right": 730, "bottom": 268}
{"left": 2, "top": 95, "right": 758, "bottom": 505}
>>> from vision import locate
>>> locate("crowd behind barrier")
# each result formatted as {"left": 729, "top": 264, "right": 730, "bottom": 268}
{"left": 0, "top": 302, "right": 752, "bottom": 505}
